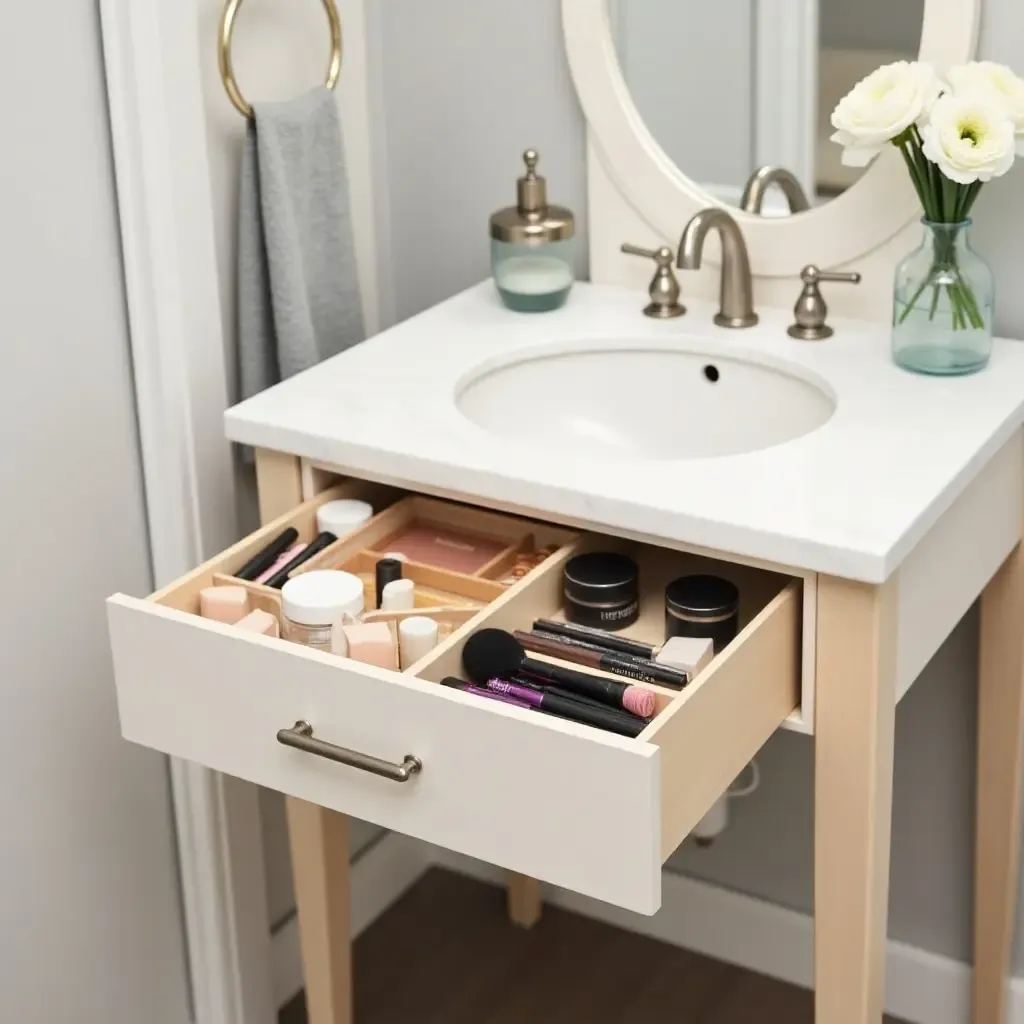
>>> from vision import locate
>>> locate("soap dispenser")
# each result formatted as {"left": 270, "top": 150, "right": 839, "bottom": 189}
{"left": 490, "top": 149, "right": 576, "bottom": 312}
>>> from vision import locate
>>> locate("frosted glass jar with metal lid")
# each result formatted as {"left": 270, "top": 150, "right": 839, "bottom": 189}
{"left": 490, "top": 149, "right": 576, "bottom": 312}
{"left": 281, "top": 570, "right": 365, "bottom": 652}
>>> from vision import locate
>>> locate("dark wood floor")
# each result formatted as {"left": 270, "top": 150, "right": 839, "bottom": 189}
{"left": 281, "top": 868, "right": 899, "bottom": 1023}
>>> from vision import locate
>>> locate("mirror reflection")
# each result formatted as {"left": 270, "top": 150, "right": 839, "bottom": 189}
{"left": 611, "top": 0, "right": 925, "bottom": 213}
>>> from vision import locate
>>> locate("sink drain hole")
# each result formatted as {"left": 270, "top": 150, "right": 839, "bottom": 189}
{"left": 703, "top": 365, "right": 720, "bottom": 383}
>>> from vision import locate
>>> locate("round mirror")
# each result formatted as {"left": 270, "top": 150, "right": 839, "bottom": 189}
{"left": 611, "top": 0, "right": 925, "bottom": 214}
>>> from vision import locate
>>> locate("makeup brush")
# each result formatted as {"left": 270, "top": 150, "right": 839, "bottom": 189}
{"left": 516, "top": 630, "right": 689, "bottom": 689}
{"left": 443, "top": 676, "right": 642, "bottom": 732}
{"left": 442, "top": 677, "right": 644, "bottom": 737}
{"left": 533, "top": 618, "right": 658, "bottom": 659}
{"left": 462, "top": 629, "right": 656, "bottom": 719}
{"left": 510, "top": 675, "right": 652, "bottom": 730}
{"left": 532, "top": 618, "right": 714, "bottom": 677}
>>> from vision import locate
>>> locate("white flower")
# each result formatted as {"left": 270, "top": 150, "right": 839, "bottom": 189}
{"left": 921, "top": 91, "right": 1016, "bottom": 184}
{"left": 830, "top": 61, "right": 941, "bottom": 166}
{"left": 947, "top": 61, "right": 1024, "bottom": 154}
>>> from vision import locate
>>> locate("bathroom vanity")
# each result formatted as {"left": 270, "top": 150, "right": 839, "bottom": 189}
{"left": 109, "top": 281, "right": 1024, "bottom": 1024}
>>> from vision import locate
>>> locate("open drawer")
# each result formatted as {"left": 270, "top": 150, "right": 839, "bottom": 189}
{"left": 107, "top": 482, "right": 800, "bottom": 914}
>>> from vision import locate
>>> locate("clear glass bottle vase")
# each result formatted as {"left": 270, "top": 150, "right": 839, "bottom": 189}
{"left": 892, "top": 218, "right": 994, "bottom": 376}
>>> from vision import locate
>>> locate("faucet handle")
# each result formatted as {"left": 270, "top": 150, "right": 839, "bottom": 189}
{"left": 621, "top": 243, "right": 685, "bottom": 319}
{"left": 788, "top": 264, "right": 862, "bottom": 340}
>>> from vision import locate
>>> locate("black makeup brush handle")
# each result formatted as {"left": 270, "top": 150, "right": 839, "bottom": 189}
{"left": 235, "top": 527, "right": 299, "bottom": 581}
{"left": 265, "top": 531, "right": 337, "bottom": 588}
{"left": 513, "top": 676, "right": 645, "bottom": 723}
{"left": 540, "top": 691, "right": 645, "bottom": 738}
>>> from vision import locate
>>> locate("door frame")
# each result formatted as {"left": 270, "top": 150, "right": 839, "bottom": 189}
{"left": 98, "top": 1, "right": 381, "bottom": 1022}
{"left": 99, "top": 2, "right": 274, "bottom": 1023}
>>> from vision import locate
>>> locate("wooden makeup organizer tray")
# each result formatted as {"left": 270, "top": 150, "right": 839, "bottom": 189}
{"left": 157, "top": 482, "right": 798, "bottom": 744}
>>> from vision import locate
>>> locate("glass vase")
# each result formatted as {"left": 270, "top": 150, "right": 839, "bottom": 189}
{"left": 892, "top": 219, "right": 994, "bottom": 376}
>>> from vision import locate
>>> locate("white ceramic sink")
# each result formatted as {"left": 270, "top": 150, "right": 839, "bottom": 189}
{"left": 455, "top": 344, "right": 836, "bottom": 460}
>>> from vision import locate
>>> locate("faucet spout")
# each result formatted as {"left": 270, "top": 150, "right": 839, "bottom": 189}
{"left": 740, "top": 166, "right": 811, "bottom": 215}
{"left": 676, "top": 208, "right": 758, "bottom": 328}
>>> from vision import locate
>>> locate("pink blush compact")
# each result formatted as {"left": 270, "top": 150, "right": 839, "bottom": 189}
{"left": 374, "top": 523, "right": 507, "bottom": 574}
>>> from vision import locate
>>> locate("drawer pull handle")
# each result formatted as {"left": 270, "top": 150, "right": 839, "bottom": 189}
{"left": 277, "top": 721, "right": 422, "bottom": 783}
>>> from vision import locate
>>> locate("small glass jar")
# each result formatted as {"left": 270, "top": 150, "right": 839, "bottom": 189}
{"left": 281, "top": 570, "right": 365, "bottom": 653}
{"left": 490, "top": 149, "right": 576, "bottom": 313}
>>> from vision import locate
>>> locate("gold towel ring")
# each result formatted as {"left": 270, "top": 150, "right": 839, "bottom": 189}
{"left": 218, "top": 0, "right": 343, "bottom": 120}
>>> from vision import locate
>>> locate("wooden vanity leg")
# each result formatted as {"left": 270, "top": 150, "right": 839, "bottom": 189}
{"left": 815, "top": 576, "right": 898, "bottom": 1024}
{"left": 507, "top": 872, "right": 543, "bottom": 928}
{"left": 286, "top": 799, "right": 352, "bottom": 1024}
{"left": 973, "top": 532, "right": 1024, "bottom": 1024}
{"left": 255, "top": 449, "right": 353, "bottom": 1024}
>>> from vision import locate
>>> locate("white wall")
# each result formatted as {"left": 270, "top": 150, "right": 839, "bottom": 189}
{"left": 0, "top": 2, "right": 190, "bottom": 1022}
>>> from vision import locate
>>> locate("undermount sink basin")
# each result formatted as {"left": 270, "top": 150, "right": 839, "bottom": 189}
{"left": 456, "top": 345, "right": 836, "bottom": 460}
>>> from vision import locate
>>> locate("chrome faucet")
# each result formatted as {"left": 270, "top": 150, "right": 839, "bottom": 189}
{"left": 676, "top": 208, "right": 758, "bottom": 328}
{"left": 740, "top": 166, "right": 811, "bottom": 215}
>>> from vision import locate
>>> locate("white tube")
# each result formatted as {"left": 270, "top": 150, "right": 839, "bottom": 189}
{"left": 399, "top": 616, "right": 440, "bottom": 670}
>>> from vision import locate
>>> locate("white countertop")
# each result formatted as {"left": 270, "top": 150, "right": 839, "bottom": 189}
{"left": 225, "top": 282, "right": 1024, "bottom": 582}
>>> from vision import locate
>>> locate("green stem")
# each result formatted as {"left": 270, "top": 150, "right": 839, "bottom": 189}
{"left": 948, "top": 285, "right": 966, "bottom": 330}
{"left": 960, "top": 181, "right": 983, "bottom": 220}
{"left": 894, "top": 133, "right": 931, "bottom": 214}
{"left": 940, "top": 176, "right": 958, "bottom": 223}
{"left": 912, "top": 125, "right": 945, "bottom": 222}
{"left": 954, "top": 270, "right": 985, "bottom": 329}
{"left": 898, "top": 266, "right": 941, "bottom": 324}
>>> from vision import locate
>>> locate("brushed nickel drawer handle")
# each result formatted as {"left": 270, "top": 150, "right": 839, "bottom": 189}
{"left": 277, "top": 721, "right": 422, "bottom": 783}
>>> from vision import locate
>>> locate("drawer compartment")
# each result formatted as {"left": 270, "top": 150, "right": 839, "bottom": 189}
{"left": 108, "top": 485, "right": 799, "bottom": 914}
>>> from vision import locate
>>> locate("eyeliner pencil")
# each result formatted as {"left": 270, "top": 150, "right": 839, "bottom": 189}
{"left": 515, "top": 630, "right": 688, "bottom": 689}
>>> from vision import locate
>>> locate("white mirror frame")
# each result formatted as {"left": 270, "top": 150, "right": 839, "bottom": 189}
{"left": 563, "top": 0, "right": 980, "bottom": 315}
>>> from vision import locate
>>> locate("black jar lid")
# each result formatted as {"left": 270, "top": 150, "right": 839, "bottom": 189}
{"left": 665, "top": 574, "right": 739, "bottom": 620}
{"left": 564, "top": 552, "right": 639, "bottom": 606}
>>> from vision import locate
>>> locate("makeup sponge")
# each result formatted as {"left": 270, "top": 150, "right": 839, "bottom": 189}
{"left": 235, "top": 609, "right": 280, "bottom": 638}
{"left": 200, "top": 585, "right": 250, "bottom": 625}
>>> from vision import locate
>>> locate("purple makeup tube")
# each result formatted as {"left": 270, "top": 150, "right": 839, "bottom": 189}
{"left": 484, "top": 679, "right": 644, "bottom": 738}
{"left": 440, "top": 677, "right": 533, "bottom": 710}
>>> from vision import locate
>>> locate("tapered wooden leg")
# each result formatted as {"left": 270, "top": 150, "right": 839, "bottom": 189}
{"left": 286, "top": 798, "right": 352, "bottom": 1024}
{"left": 815, "top": 576, "right": 898, "bottom": 1024}
{"left": 973, "top": 534, "right": 1024, "bottom": 1024}
{"left": 507, "top": 872, "right": 543, "bottom": 928}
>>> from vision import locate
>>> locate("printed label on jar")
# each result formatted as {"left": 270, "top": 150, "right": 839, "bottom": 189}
{"left": 600, "top": 600, "right": 640, "bottom": 623}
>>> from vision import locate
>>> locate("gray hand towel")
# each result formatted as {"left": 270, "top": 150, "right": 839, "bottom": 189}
{"left": 238, "top": 87, "right": 364, "bottom": 399}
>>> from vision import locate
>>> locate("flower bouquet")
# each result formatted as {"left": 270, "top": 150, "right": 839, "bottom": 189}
{"left": 831, "top": 61, "right": 1024, "bottom": 374}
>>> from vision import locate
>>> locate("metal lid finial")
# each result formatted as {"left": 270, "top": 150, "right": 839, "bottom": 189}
{"left": 489, "top": 147, "right": 575, "bottom": 245}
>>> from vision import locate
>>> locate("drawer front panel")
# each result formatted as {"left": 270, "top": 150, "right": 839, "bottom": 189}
{"left": 109, "top": 596, "right": 663, "bottom": 913}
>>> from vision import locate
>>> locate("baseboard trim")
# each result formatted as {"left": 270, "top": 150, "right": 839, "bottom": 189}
{"left": 271, "top": 832, "right": 1024, "bottom": 1024}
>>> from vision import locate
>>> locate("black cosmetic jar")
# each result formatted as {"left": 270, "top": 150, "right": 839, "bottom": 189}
{"left": 563, "top": 552, "right": 640, "bottom": 631}
{"left": 665, "top": 574, "right": 739, "bottom": 652}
